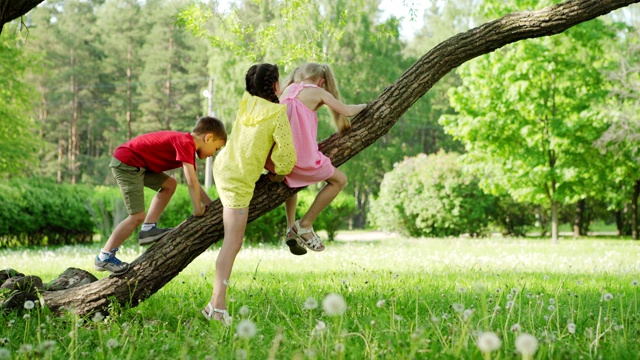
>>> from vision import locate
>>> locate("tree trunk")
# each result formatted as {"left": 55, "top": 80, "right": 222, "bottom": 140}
{"left": 551, "top": 201, "right": 559, "bottom": 244}
{"left": 40, "top": 0, "right": 640, "bottom": 316}
{"left": 632, "top": 179, "right": 639, "bottom": 240}
{"left": 573, "top": 198, "right": 585, "bottom": 237}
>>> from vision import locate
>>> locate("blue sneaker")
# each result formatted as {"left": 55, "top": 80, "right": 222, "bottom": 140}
{"left": 138, "top": 225, "right": 172, "bottom": 245}
{"left": 94, "top": 248, "right": 130, "bottom": 275}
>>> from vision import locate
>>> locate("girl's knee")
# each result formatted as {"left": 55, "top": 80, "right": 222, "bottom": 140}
{"left": 332, "top": 170, "right": 348, "bottom": 189}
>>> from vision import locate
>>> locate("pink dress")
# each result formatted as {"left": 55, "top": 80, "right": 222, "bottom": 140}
{"left": 265, "top": 83, "right": 335, "bottom": 188}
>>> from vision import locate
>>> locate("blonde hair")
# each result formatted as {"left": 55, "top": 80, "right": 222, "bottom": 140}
{"left": 284, "top": 63, "right": 351, "bottom": 132}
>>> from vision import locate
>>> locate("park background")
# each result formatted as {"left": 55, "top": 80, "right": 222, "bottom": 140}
{"left": 1, "top": 0, "right": 640, "bottom": 359}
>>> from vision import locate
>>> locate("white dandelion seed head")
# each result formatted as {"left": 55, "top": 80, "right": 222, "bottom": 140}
{"left": 510, "top": 323, "right": 522, "bottom": 332}
{"left": 506, "top": 301, "right": 514, "bottom": 309}
{"left": 239, "top": 305, "right": 250, "bottom": 317}
{"left": 23, "top": 300, "right": 35, "bottom": 310}
{"left": 576, "top": 280, "right": 583, "bottom": 285}
{"left": 548, "top": 305, "right": 555, "bottom": 311}
{"left": 376, "top": 299, "right": 386, "bottom": 308}
{"left": 23, "top": 314, "right": 31, "bottom": 319}
{"left": 463, "top": 309, "right": 474, "bottom": 321}
{"left": 567, "top": 323, "right": 576, "bottom": 334}
{"left": 515, "top": 333, "right": 538, "bottom": 356}
{"left": 526, "top": 293, "right": 535, "bottom": 299}
{"left": 106, "top": 339, "right": 119, "bottom": 349}
{"left": 370, "top": 320, "right": 376, "bottom": 326}
{"left": 222, "top": 314, "right": 233, "bottom": 327}
{"left": 236, "top": 349, "right": 247, "bottom": 360}
{"left": 92, "top": 312, "right": 105, "bottom": 322}
{"left": 334, "top": 343, "right": 345, "bottom": 353}
{"left": 506, "top": 294, "right": 513, "bottom": 300}
{"left": 457, "top": 287, "right": 466, "bottom": 294}
{"left": 543, "top": 275, "right": 549, "bottom": 280}
{"left": 442, "top": 313, "right": 450, "bottom": 320}
{"left": 311, "top": 320, "right": 326, "bottom": 337}
{"left": 452, "top": 303, "right": 465, "bottom": 313}
{"left": 511, "top": 288, "right": 518, "bottom": 294}
{"left": 493, "top": 305, "right": 501, "bottom": 312}
{"left": 394, "top": 315, "right": 403, "bottom": 321}
{"left": 0, "top": 348, "right": 10, "bottom": 360}
{"left": 322, "top": 293, "right": 346, "bottom": 316}
{"left": 549, "top": 298, "right": 556, "bottom": 305}
{"left": 18, "top": 344, "right": 33, "bottom": 354}
{"left": 603, "top": 293, "right": 613, "bottom": 302}
{"left": 476, "top": 332, "right": 502, "bottom": 352}
{"left": 40, "top": 340, "right": 56, "bottom": 351}
{"left": 303, "top": 297, "right": 319, "bottom": 310}
{"left": 614, "top": 325, "right": 622, "bottom": 331}
{"left": 236, "top": 319, "right": 257, "bottom": 339}
{"left": 431, "top": 316, "right": 440, "bottom": 323}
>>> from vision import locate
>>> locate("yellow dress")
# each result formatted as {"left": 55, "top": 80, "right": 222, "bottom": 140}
{"left": 213, "top": 92, "right": 297, "bottom": 208}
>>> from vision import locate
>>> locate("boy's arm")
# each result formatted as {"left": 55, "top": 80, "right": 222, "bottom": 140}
{"left": 182, "top": 162, "right": 205, "bottom": 217}
{"left": 200, "top": 186, "right": 212, "bottom": 206}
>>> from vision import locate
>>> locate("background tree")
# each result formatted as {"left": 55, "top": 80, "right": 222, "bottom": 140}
{"left": 441, "top": 14, "right": 617, "bottom": 242}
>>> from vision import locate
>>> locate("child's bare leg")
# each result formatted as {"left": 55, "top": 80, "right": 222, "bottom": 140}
{"left": 206, "top": 207, "right": 248, "bottom": 317}
{"left": 144, "top": 177, "right": 177, "bottom": 223}
{"left": 299, "top": 168, "right": 347, "bottom": 229}
{"left": 102, "top": 211, "right": 145, "bottom": 252}
{"left": 285, "top": 194, "right": 297, "bottom": 229}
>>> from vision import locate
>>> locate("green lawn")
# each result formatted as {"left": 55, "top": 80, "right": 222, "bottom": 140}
{"left": 1, "top": 234, "right": 639, "bottom": 359}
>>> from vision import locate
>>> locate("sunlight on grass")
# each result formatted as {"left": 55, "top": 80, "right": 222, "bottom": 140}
{"left": 1, "top": 235, "right": 639, "bottom": 359}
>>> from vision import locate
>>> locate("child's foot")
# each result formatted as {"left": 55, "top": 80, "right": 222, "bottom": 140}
{"left": 286, "top": 227, "right": 307, "bottom": 256}
{"left": 292, "top": 220, "right": 325, "bottom": 252}
{"left": 138, "top": 225, "right": 172, "bottom": 245}
{"left": 202, "top": 303, "right": 232, "bottom": 326}
{"left": 94, "top": 249, "right": 130, "bottom": 275}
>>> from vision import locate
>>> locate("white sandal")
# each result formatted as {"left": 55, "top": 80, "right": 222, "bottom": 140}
{"left": 202, "top": 303, "right": 232, "bottom": 326}
{"left": 292, "top": 220, "right": 325, "bottom": 252}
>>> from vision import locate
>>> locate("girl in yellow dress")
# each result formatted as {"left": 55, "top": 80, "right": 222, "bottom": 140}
{"left": 202, "top": 63, "right": 297, "bottom": 324}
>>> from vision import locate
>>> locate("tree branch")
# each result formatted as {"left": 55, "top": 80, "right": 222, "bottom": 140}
{"left": 0, "top": 0, "right": 45, "bottom": 35}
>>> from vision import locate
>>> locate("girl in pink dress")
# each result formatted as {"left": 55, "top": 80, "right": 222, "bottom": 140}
{"left": 266, "top": 63, "right": 367, "bottom": 255}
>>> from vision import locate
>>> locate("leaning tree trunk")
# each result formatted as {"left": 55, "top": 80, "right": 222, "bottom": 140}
{"left": 40, "top": 0, "right": 640, "bottom": 316}
{"left": 0, "top": 0, "right": 45, "bottom": 34}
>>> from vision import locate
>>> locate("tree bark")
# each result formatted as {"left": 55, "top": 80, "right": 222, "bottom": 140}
{"left": 632, "top": 179, "right": 639, "bottom": 240}
{"left": 40, "top": 0, "right": 640, "bottom": 316}
{"left": 573, "top": 198, "right": 585, "bottom": 237}
{"left": 0, "top": 0, "right": 45, "bottom": 35}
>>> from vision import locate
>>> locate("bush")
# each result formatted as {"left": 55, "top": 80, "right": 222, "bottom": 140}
{"left": 369, "top": 152, "right": 495, "bottom": 237}
{"left": 0, "top": 179, "right": 94, "bottom": 247}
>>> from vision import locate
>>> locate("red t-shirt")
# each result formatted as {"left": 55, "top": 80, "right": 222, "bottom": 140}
{"left": 113, "top": 131, "right": 196, "bottom": 173}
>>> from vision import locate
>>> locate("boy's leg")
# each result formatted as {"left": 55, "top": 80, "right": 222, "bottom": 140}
{"left": 206, "top": 207, "right": 248, "bottom": 318}
{"left": 138, "top": 175, "right": 176, "bottom": 245}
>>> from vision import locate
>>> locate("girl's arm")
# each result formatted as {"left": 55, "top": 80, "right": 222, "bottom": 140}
{"left": 318, "top": 88, "right": 367, "bottom": 117}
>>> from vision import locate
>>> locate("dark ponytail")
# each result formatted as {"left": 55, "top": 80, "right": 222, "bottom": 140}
{"left": 245, "top": 63, "right": 280, "bottom": 104}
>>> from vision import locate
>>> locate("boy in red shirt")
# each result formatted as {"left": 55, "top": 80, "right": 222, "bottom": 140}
{"left": 95, "top": 116, "right": 226, "bottom": 275}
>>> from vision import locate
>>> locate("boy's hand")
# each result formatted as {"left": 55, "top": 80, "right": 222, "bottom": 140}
{"left": 268, "top": 173, "right": 285, "bottom": 182}
{"left": 193, "top": 205, "right": 206, "bottom": 217}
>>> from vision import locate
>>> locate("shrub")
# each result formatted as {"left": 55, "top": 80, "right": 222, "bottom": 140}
{"left": 369, "top": 152, "right": 495, "bottom": 237}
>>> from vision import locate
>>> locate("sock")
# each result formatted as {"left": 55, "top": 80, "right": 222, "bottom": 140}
{"left": 98, "top": 250, "right": 111, "bottom": 261}
{"left": 141, "top": 223, "right": 156, "bottom": 231}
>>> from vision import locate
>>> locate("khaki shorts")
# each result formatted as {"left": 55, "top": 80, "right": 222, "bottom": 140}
{"left": 109, "top": 157, "right": 170, "bottom": 215}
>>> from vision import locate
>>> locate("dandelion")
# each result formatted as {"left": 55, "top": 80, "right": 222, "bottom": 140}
{"left": 0, "top": 339, "right": 7, "bottom": 346}
{"left": 18, "top": 344, "right": 33, "bottom": 354}
{"left": 0, "top": 348, "right": 10, "bottom": 360}
{"left": 602, "top": 293, "right": 614, "bottom": 302}
{"left": 106, "top": 339, "right": 119, "bottom": 349}
{"left": 548, "top": 298, "right": 555, "bottom": 305}
{"left": 632, "top": 279, "right": 638, "bottom": 286}
{"left": 431, "top": 316, "right": 440, "bottom": 324}
{"left": 441, "top": 313, "right": 450, "bottom": 320}
{"left": 452, "top": 303, "right": 465, "bottom": 313}
{"left": 543, "top": 275, "right": 549, "bottom": 281}
{"left": 463, "top": 309, "right": 474, "bottom": 321}
{"left": 23, "top": 300, "right": 35, "bottom": 310}
{"left": 334, "top": 343, "right": 345, "bottom": 353}
{"left": 493, "top": 305, "right": 501, "bottom": 312}
{"left": 510, "top": 323, "right": 522, "bottom": 332}
{"left": 303, "top": 297, "right": 318, "bottom": 310}
{"left": 311, "top": 320, "right": 326, "bottom": 337}
{"left": 548, "top": 305, "right": 555, "bottom": 311}
{"left": 394, "top": 315, "right": 404, "bottom": 321}
{"left": 92, "top": 312, "right": 105, "bottom": 322}
{"left": 476, "top": 332, "right": 502, "bottom": 353}
{"left": 39, "top": 340, "right": 56, "bottom": 352}
{"left": 507, "top": 294, "right": 513, "bottom": 300}
{"left": 236, "top": 349, "right": 247, "bottom": 360}
{"left": 236, "top": 319, "right": 257, "bottom": 339}
{"left": 322, "top": 293, "right": 346, "bottom": 316}
{"left": 567, "top": 323, "right": 576, "bottom": 334}
{"left": 515, "top": 333, "right": 538, "bottom": 359}
{"left": 239, "top": 305, "right": 250, "bottom": 317}
{"left": 506, "top": 301, "right": 514, "bottom": 309}
{"left": 23, "top": 314, "right": 31, "bottom": 319}
{"left": 376, "top": 299, "right": 386, "bottom": 308}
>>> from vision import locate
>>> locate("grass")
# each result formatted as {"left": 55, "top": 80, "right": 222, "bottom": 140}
{"left": 1, "top": 233, "right": 639, "bottom": 359}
